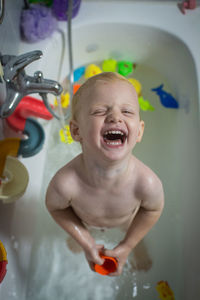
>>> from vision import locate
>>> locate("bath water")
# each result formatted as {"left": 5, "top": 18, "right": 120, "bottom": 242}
{"left": 26, "top": 61, "right": 180, "bottom": 300}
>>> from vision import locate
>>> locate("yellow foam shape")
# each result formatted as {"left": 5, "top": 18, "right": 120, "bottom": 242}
{"left": 54, "top": 92, "right": 70, "bottom": 108}
{"left": 85, "top": 64, "right": 102, "bottom": 79}
{"left": 156, "top": 281, "right": 175, "bottom": 300}
{"left": 0, "top": 138, "right": 21, "bottom": 177}
{"left": 59, "top": 125, "right": 74, "bottom": 144}
{"left": 102, "top": 59, "right": 117, "bottom": 72}
{"left": 0, "top": 240, "right": 7, "bottom": 261}
{"left": 138, "top": 96, "right": 155, "bottom": 111}
{"left": 128, "top": 78, "right": 142, "bottom": 96}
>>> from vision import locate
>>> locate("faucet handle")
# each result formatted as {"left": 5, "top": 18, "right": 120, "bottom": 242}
{"left": 1, "top": 50, "right": 43, "bottom": 82}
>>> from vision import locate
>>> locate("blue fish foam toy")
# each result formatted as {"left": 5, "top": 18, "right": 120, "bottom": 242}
{"left": 152, "top": 84, "right": 179, "bottom": 109}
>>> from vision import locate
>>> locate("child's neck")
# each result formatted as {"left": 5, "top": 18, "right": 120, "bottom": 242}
{"left": 81, "top": 153, "right": 133, "bottom": 187}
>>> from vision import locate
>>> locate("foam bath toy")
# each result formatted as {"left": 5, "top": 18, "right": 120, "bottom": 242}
{"left": 85, "top": 64, "right": 102, "bottom": 79}
{"left": 59, "top": 125, "right": 74, "bottom": 144}
{"left": 73, "top": 84, "right": 81, "bottom": 94}
{"left": 156, "top": 281, "right": 175, "bottom": 300}
{"left": 74, "top": 66, "right": 85, "bottom": 82}
{"left": 128, "top": 78, "right": 142, "bottom": 96}
{"left": 102, "top": 59, "right": 117, "bottom": 72}
{"left": 54, "top": 85, "right": 81, "bottom": 107}
{"left": 118, "top": 60, "right": 133, "bottom": 77}
{"left": 151, "top": 84, "right": 179, "bottom": 108}
{"left": 138, "top": 96, "right": 155, "bottom": 111}
{"left": 54, "top": 92, "right": 70, "bottom": 108}
{"left": 94, "top": 255, "right": 118, "bottom": 276}
{"left": 0, "top": 156, "right": 29, "bottom": 203}
{"left": 0, "top": 240, "right": 8, "bottom": 283}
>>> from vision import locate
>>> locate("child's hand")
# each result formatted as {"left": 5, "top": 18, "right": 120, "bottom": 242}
{"left": 84, "top": 244, "right": 105, "bottom": 271}
{"left": 102, "top": 243, "right": 131, "bottom": 276}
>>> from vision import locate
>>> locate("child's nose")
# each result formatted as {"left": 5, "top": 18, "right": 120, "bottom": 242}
{"left": 105, "top": 110, "right": 122, "bottom": 123}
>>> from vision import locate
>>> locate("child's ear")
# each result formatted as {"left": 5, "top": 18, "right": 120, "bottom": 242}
{"left": 70, "top": 120, "right": 82, "bottom": 142}
{"left": 136, "top": 120, "right": 145, "bottom": 143}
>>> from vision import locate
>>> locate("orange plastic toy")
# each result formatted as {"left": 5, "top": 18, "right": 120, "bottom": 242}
{"left": 0, "top": 240, "right": 8, "bottom": 283}
{"left": 94, "top": 255, "right": 118, "bottom": 276}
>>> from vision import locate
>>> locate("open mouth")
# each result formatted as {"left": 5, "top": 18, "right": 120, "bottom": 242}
{"left": 103, "top": 130, "right": 127, "bottom": 146}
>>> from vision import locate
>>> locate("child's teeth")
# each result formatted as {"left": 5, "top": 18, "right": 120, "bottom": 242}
{"left": 106, "top": 141, "right": 122, "bottom": 145}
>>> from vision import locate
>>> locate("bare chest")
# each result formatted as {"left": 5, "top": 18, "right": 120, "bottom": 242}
{"left": 71, "top": 183, "right": 140, "bottom": 227}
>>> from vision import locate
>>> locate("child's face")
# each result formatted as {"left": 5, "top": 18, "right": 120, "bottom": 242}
{"left": 70, "top": 80, "right": 144, "bottom": 162}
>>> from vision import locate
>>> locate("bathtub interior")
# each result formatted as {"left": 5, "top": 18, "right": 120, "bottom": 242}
{"left": 17, "top": 22, "right": 200, "bottom": 300}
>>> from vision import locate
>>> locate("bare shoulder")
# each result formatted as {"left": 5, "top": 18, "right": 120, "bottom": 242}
{"left": 45, "top": 155, "right": 82, "bottom": 211}
{"left": 135, "top": 158, "right": 164, "bottom": 211}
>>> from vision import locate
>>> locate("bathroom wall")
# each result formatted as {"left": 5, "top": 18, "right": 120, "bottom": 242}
{"left": 0, "top": 0, "right": 23, "bottom": 139}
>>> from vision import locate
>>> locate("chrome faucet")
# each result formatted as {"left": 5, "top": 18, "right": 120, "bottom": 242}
{"left": 0, "top": 50, "right": 63, "bottom": 118}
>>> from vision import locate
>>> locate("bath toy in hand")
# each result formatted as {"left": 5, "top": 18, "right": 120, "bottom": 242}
{"left": 0, "top": 240, "right": 8, "bottom": 283}
{"left": 85, "top": 64, "right": 102, "bottom": 79}
{"left": 94, "top": 255, "right": 118, "bottom": 276}
{"left": 74, "top": 66, "right": 85, "bottom": 82}
{"left": 138, "top": 96, "right": 155, "bottom": 111}
{"left": 118, "top": 61, "right": 133, "bottom": 77}
{"left": 152, "top": 84, "right": 179, "bottom": 108}
{"left": 102, "top": 59, "right": 117, "bottom": 72}
{"left": 156, "top": 281, "right": 175, "bottom": 300}
{"left": 128, "top": 78, "right": 142, "bottom": 96}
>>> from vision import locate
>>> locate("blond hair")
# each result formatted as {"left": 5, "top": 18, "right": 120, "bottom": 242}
{"left": 71, "top": 72, "right": 134, "bottom": 120}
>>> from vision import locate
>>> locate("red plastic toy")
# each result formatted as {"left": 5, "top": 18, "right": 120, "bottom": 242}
{"left": 94, "top": 255, "right": 118, "bottom": 276}
{"left": 6, "top": 95, "right": 53, "bottom": 132}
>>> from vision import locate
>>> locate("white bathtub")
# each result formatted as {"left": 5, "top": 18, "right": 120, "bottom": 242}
{"left": 1, "top": 1, "right": 200, "bottom": 299}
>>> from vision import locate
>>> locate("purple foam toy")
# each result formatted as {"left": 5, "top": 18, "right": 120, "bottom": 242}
{"left": 21, "top": 4, "right": 57, "bottom": 43}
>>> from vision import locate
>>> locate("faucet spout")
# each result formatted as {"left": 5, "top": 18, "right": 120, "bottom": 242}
{"left": 0, "top": 51, "right": 63, "bottom": 118}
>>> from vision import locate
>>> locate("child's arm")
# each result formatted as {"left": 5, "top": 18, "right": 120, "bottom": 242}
{"left": 45, "top": 178, "right": 104, "bottom": 268}
{"left": 103, "top": 177, "right": 164, "bottom": 276}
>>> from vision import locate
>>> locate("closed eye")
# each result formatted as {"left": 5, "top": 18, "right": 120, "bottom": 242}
{"left": 122, "top": 109, "right": 134, "bottom": 115}
{"left": 91, "top": 109, "right": 107, "bottom": 116}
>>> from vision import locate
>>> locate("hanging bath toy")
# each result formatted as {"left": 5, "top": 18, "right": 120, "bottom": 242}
{"left": 151, "top": 84, "right": 179, "bottom": 108}
{"left": 138, "top": 96, "right": 155, "bottom": 111}
{"left": 20, "top": 2, "right": 58, "bottom": 42}
{"left": 0, "top": 240, "right": 8, "bottom": 283}
{"left": 118, "top": 60, "right": 133, "bottom": 77}
{"left": 102, "top": 59, "right": 117, "bottom": 72}
{"left": 85, "top": 64, "right": 102, "bottom": 79}
{"left": 156, "top": 281, "right": 175, "bottom": 300}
